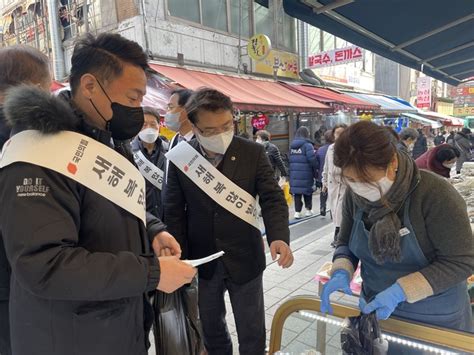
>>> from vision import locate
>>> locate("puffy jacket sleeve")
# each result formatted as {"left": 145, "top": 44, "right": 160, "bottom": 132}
{"left": 0, "top": 163, "right": 160, "bottom": 301}
{"left": 256, "top": 146, "right": 290, "bottom": 245}
{"left": 304, "top": 143, "right": 318, "bottom": 178}
{"left": 269, "top": 144, "right": 288, "bottom": 177}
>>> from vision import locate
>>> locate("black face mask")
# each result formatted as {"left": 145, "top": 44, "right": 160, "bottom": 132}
{"left": 90, "top": 80, "right": 144, "bottom": 141}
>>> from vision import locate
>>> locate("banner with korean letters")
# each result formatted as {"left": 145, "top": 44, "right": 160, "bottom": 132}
{"left": 0, "top": 130, "right": 147, "bottom": 225}
{"left": 133, "top": 150, "right": 164, "bottom": 190}
{"left": 165, "top": 142, "right": 259, "bottom": 230}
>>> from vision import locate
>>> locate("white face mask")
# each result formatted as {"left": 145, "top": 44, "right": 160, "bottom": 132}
{"left": 196, "top": 130, "right": 234, "bottom": 155}
{"left": 347, "top": 171, "right": 394, "bottom": 202}
{"left": 164, "top": 111, "right": 182, "bottom": 132}
{"left": 138, "top": 128, "right": 159, "bottom": 144}
{"left": 443, "top": 162, "right": 456, "bottom": 169}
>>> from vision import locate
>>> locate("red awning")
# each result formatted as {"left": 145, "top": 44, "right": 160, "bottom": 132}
{"left": 150, "top": 64, "right": 331, "bottom": 113}
{"left": 279, "top": 83, "right": 379, "bottom": 111}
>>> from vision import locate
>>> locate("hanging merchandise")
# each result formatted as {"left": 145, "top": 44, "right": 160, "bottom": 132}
{"left": 341, "top": 313, "right": 388, "bottom": 355}
{"left": 251, "top": 112, "right": 269, "bottom": 132}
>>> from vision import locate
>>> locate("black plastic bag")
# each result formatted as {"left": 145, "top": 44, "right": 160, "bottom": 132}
{"left": 153, "top": 278, "right": 205, "bottom": 355}
{"left": 341, "top": 313, "right": 388, "bottom": 355}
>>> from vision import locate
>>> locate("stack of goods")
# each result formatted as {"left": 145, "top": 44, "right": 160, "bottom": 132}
{"left": 451, "top": 162, "right": 474, "bottom": 224}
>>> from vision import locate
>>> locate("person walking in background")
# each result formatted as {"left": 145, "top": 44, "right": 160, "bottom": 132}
{"left": 446, "top": 130, "right": 456, "bottom": 145}
{"left": 397, "top": 128, "right": 419, "bottom": 154}
{"left": 454, "top": 127, "right": 473, "bottom": 174}
{"left": 256, "top": 130, "right": 288, "bottom": 180}
{"left": 322, "top": 124, "right": 348, "bottom": 247}
{"left": 316, "top": 130, "right": 334, "bottom": 216}
{"left": 434, "top": 131, "right": 446, "bottom": 146}
{"left": 415, "top": 144, "right": 460, "bottom": 179}
{"left": 289, "top": 126, "right": 318, "bottom": 219}
{"left": 412, "top": 128, "right": 428, "bottom": 159}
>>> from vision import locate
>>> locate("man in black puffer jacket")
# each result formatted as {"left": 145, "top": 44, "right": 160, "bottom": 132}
{"left": 0, "top": 34, "right": 196, "bottom": 355}
{"left": 255, "top": 130, "right": 288, "bottom": 180}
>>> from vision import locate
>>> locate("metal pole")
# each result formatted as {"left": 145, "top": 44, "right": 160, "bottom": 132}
{"left": 46, "top": 0, "right": 66, "bottom": 80}
{"left": 237, "top": 0, "right": 242, "bottom": 74}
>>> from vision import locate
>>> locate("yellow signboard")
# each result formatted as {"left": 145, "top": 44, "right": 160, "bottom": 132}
{"left": 255, "top": 50, "right": 299, "bottom": 80}
{"left": 454, "top": 106, "right": 474, "bottom": 117}
{"left": 247, "top": 34, "right": 272, "bottom": 61}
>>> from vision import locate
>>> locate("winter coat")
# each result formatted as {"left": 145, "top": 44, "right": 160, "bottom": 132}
{"left": 316, "top": 143, "right": 330, "bottom": 181}
{"left": 262, "top": 141, "right": 288, "bottom": 178}
{"left": 0, "top": 88, "right": 165, "bottom": 355}
{"left": 289, "top": 138, "right": 318, "bottom": 195}
{"left": 322, "top": 144, "right": 347, "bottom": 227}
{"left": 412, "top": 134, "right": 428, "bottom": 159}
{"left": 434, "top": 135, "right": 445, "bottom": 146}
{"left": 131, "top": 137, "right": 166, "bottom": 218}
{"left": 454, "top": 132, "right": 472, "bottom": 172}
{"left": 415, "top": 144, "right": 452, "bottom": 178}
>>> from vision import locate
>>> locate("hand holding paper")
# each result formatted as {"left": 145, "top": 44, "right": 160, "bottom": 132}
{"left": 183, "top": 251, "right": 225, "bottom": 267}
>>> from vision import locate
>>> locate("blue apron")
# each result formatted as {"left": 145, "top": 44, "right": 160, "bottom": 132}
{"left": 348, "top": 196, "right": 472, "bottom": 333}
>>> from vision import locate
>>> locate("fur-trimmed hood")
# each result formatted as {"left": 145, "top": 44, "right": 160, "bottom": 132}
{"left": 3, "top": 86, "right": 80, "bottom": 134}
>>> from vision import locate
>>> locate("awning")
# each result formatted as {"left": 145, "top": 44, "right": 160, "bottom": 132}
{"left": 150, "top": 64, "right": 332, "bottom": 113}
{"left": 282, "top": 0, "right": 474, "bottom": 86}
{"left": 401, "top": 113, "right": 443, "bottom": 128}
{"left": 343, "top": 92, "right": 418, "bottom": 113}
{"left": 418, "top": 111, "right": 465, "bottom": 126}
{"left": 279, "top": 82, "right": 379, "bottom": 110}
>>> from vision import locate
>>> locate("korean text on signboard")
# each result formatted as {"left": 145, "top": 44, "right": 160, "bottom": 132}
{"left": 416, "top": 77, "right": 432, "bottom": 109}
{"left": 307, "top": 45, "right": 363, "bottom": 69}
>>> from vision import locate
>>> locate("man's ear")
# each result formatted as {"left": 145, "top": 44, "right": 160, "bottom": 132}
{"left": 79, "top": 74, "right": 98, "bottom": 99}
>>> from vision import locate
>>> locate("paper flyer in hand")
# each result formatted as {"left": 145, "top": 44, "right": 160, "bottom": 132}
{"left": 184, "top": 251, "right": 225, "bottom": 267}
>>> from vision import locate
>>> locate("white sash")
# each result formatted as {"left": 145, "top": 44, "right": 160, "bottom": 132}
{"left": 133, "top": 150, "right": 164, "bottom": 190}
{"left": 165, "top": 142, "right": 259, "bottom": 230}
{"left": 0, "top": 130, "right": 147, "bottom": 225}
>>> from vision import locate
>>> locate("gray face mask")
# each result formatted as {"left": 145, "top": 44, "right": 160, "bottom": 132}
{"left": 164, "top": 111, "right": 182, "bottom": 131}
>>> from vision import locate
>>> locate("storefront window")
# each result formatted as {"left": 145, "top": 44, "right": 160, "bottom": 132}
{"left": 323, "top": 32, "right": 335, "bottom": 51}
{"left": 230, "top": 0, "right": 250, "bottom": 37}
{"left": 202, "top": 0, "right": 228, "bottom": 32}
{"left": 168, "top": 0, "right": 200, "bottom": 23}
{"left": 308, "top": 27, "right": 322, "bottom": 53}
{"left": 254, "top": 2, "right": 273, "bottom": 41}
{"left": 277, "top": 11, "right": 295, "bottom": 51}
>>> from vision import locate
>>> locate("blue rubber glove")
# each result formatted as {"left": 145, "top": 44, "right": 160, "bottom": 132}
{"left": 361, "top": 283, "right": 407, "bottom": 320}
{"left": 321, "top": 270, "right": 352, "bottom": 314}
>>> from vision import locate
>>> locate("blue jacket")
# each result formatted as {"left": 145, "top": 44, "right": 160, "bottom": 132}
{"left": 289, "top": 138, "right": 318, "bottom": 195}
{"left": 315, "top": 143, "right": 330, "bottom": 182}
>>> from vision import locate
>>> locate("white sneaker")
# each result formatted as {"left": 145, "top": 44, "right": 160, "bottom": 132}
{"left": 305, "top": 209, "right": 314, "bottom": 217}
{"left": 294, "top": 212, "right": 302, "bottom": 219}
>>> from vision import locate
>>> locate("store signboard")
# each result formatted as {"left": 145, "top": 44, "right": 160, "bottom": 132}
{"left": 308, "top": 45, "right": 364, "bottom": 69}
{"left": 416, "top": 77, "right": 432, "bottom": 109}
{"left": 254, "top": 50, "right": 299, "bottom": 79}
{"left": 247, "top": 34, "right": 272, "bottom": 61}
{"left": 451, "top": 81, "right": 474, "bottom": 117}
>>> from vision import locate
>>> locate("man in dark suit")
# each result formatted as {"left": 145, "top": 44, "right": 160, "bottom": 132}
{"left": 164, "top": 88, "right": 293, "bottom": 355}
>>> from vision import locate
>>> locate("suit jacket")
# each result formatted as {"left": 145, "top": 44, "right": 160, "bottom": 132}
{"left": 164, "top": 136, "right": 290, "bottom": 284}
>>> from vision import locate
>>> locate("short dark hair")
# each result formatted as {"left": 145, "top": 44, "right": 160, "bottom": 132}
{"left": 295, "top": 126, "right": 310, "bottom": 139}
{"left": 69, "top": 33, "right": 149, "bottom": 94}
{"left": 399, "top": 128, "right": 419, "bottom": 142}
{"left": 461, "top": 127, "right": 471, "bottom": 135}
{"left": 435, "top": 145, "right": 460, "bottom": 163}
{"left": 256, "top": 130, "right": 271, "bottom": 141}
{"left": 324, "top": 130, "right": 334, "bottom": 144}
{"left": 185, "top": 88, "right": 233, "bottom": 124}
{"left": 143, "top": 106, "right": 160, "bottom": 121}
{"left": 171, "top": 88, "right": 194, "bottom": 107}
{"left": 0, "top": 45, "right": 50, "bottom": 93}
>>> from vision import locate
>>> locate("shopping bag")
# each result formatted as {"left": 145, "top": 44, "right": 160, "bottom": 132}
{"left": 153, "top": 277, "right": 205, "bottom": 355}
{"left": 278, "top": 178, "right": 292, "bottom": 206}
{"left": 340, "top": 313, "right": 388, "bottom": 355}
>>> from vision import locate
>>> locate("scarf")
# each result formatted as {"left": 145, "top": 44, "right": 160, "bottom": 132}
{"left": 351, "top": 151, "right": 419, "bottom": 264}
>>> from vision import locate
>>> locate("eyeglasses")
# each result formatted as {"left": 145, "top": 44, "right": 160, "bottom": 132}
{"left": 194, "top": 121, "right": 234, "bottom": 137}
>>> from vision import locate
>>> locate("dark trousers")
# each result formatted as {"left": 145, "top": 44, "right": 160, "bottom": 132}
{"left": 0, "top": 301, "right": 11, "bottom": 355}
{"left": 198, "top": 261, "right": 265, "bottom": 355}
{"left": 294, "top": 194, "right": 312, "bottom": 212}
{"left": 320, "top": 190, "right": 328, "bottom": 212}
{"left": 333, "top": 227, "right": 341, "bottom": 244}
